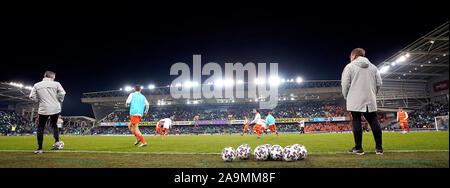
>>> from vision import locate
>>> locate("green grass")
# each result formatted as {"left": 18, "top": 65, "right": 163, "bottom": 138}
{"left": 0, "top": 131, "right": 448, "bottom": 168}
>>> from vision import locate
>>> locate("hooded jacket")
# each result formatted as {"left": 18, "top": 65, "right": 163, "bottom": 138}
{"left": 341, "top": 56, "right": 382, "bottom": 112}
{"left": 29, "top": 77, "right": 66, "bottom": 115}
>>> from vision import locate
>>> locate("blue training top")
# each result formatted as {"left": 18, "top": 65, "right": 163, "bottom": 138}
{"left": 266, "top": 115, "right": 275, "bottom": 125}
{"left": 126, "top": 92, "right": 149, "bottom": 116}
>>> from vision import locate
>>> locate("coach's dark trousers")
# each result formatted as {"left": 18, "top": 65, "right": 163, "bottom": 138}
{"left": 350, "top": 111, "right": 382, "bottom": 150}
{"left": 37, "top": 114, "right": 60, "bottom": 150}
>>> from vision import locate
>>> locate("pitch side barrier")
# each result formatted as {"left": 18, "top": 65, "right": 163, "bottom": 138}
{"left": 98, "top": 117, "right": 350, "bottom": 126}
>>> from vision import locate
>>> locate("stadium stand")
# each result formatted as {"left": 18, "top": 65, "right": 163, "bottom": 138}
{"left": 0, "top": 110, "right": 35, "bottom": 135}
{"left": 1, "top": 22, "right": 448, "bottom": 136}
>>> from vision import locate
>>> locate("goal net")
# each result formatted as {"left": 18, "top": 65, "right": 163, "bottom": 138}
{"left": 435, "top": 116, "right": 449, "bottom": 131}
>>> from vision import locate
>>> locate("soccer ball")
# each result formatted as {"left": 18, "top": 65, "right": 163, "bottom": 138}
{"left": 282, "top": 146, "right": 299, "bottom": 162}
{"left": 299, "top": 145, "right": 308, "bottom": 160}
{"left": 236, "top": 144, "right": 252, "bottom": 160}
{"left": 222, "top": 147, "right": 236, "bottom": 162}
{"left": 52, "top": 141, "right": 64, "bottom": 150}
{"left": 269, "top": 145, "right": 283, "bottom": 161}
{"left": 292, "top": 144, "right": 308, "bottom": 160}
{"left": 291, "top": 144, "right": 303, "bottom": 160}
{"left": 253, "top": 145, "right": 269, "bottom": 161}
{"left": 263, "top": 144, "right": 272, "bottom": 159}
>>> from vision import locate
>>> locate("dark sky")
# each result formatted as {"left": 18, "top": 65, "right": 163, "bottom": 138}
{"left": 1, "top": 2, "right": 448, "bottom": 117}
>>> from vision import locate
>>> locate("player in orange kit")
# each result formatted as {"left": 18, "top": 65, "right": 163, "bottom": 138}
{"left": 154, "top": 120, "right": 162, "bottom": 136}
{"left": 397, "top": 107, "right": 409, "bottom": 134}
{"left": 125, "top": 85, "right": 149, "bottom": 147}
{"left": 241, "top": 116, "right": 253, "bottom": 136}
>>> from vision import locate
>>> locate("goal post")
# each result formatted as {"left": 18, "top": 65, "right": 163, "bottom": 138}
{"left": 434, "top": 115, "right": 449, "bottom": 131}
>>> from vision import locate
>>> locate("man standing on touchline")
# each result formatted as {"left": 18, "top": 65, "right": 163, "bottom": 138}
{"left": 29, "top": 71, "right": 66, "bottom": 154}
{"left": 341, "top": 48, "right": 383, "bottom": 155}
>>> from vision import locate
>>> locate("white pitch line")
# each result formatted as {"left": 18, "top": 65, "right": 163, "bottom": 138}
{"left": 309, "top": 149, "right": 449, "bottom": 155}
{"left": 0, "top": 150, "right": 221, "bottom": 155}
{"left": 0, "top": 149, "right": 448, "bottom": 155}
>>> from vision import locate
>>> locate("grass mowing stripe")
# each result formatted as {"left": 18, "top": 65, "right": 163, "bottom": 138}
{"left": 1, "top": 132, "right": 447, "bottom": 154}
{"left": 0, "top": 150, "right": 221, "bottom": 155}
{"left": 1, "top": 149, "right": 448, "bottom": 155}
{"left": 359, "top": 160, "right": 433, "bottom": 164}
{"left": 56, "top": 159, "right": 101, "bottom": 163}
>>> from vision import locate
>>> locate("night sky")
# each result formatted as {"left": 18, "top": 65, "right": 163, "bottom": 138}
{"left": 1, "top": 2, "right": 447, "bottom": 117}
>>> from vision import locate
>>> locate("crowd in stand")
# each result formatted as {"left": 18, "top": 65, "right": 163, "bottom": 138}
{"left": 0, "top": 111, "right": 95, "bottom": 136}
{"left": 1, "top": 101, "right": 448, "bottom": 136}
{"left": 0, "top": 111, "right": 34, "bottom": 135}
{"left": 59, "top": 117, "right": 94, "bottom": 135}
{"left": 91, "top": 122, "right": 356, "bottom": 135}
{"left": 408, "top": 102, "right": 449, "bottom": 129}
{"left": 101, "top": 101, "right": 351, "bottom": 123}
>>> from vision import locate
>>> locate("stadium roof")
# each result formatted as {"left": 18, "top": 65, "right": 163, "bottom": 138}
{"left": 82, "top": 80, "right": 342, "bottom": 99}
{"left": 377, "top": 21, "right": 449, "bottom": 81}
{"left": 0, "top": 82, "right": 34, "bottom": 106}
{"left": 63, "top": 116, "right": 96, "bottom": 122}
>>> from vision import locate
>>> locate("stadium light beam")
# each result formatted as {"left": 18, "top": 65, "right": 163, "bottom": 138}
{"left": 214, "top": 79, "right": 224, "bottom": 87}
{"left": 224, "top": 79, "right": 234, "bottom": 87}
{"left": 183, "top": 81, "right": 193, "bottom": 88}
{"left": 379, "top": 65, "right": 390, "bottom": 74}
{"left": 148, "top": 84, "right": 155, "bottom": 89}
{"left": 124, "top": 86, "right": 133, "bottom": 92}
{"left": 255, "top": 78, "right": 265, "bottom": 85}
{"left": 296, "top": 77, "right": 303, "bottom": 83}
{"left": 268, "top": 76, "right": 281, "bottom": 86}
{"left": 395, "top": 55, "right": 407, "bottom": 63}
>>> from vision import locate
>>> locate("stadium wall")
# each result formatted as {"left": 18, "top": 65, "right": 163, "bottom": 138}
{"left": 429, "top": 71, "right": 449, "bottom": 103}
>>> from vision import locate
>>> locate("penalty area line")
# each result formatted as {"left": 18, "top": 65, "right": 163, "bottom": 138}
{"left": 0, "top": 149, "right": 448, "bottom": 155}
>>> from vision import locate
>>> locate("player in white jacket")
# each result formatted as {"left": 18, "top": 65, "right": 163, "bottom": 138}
{"left": 250, "top": 109, "right": 268, "bottom": 139}
{"left": 159, "top": 116, "right": 173, "bottom": 138}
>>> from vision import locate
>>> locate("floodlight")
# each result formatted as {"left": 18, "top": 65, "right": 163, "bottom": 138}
{"left": 124, "top": 86, "right": 133, "bottom": 92}
{"left": 379, "top": 66, "right": 390, "bottom": 74}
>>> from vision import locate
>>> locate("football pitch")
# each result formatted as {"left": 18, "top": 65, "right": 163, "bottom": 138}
{"left": 0, "top": 131, "right": 448, "bottom": 168}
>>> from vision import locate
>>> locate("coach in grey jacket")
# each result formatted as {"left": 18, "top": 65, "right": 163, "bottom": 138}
{"left": 29, "top": 71, "right": 66, "bottom": 154}
{"left": 341, "top": 48, "right": 383, "bottom": 155}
